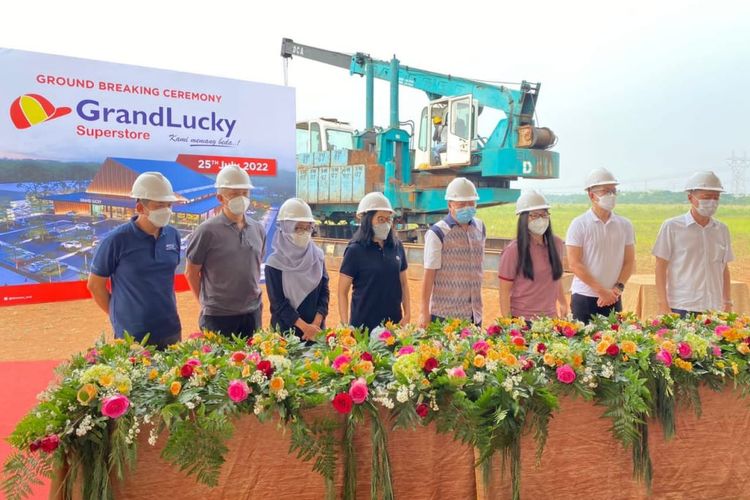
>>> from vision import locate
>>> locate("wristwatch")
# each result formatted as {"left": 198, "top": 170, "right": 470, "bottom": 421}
{"left": 615, "top": 282, "right": 625, "bottom": 292}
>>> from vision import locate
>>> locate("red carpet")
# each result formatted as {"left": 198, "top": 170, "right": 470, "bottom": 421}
{"left": 0, "top": 360, "right": 61, "bottom": 500}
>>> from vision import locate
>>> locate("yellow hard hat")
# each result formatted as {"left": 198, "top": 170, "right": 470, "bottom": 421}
{"left": 432, "top": 115, "right": 442, "bottom": 124}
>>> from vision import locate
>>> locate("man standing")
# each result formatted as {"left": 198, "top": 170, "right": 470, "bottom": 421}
{"left": 419, "top": 177, "right": 486, "bottom": 327}
{"left": 185, "top": 165, "right": 265, "bottom": 338}
{"left": 566, "top": 168, "right": 635, "bottom": 323}
{"left": 653, "top": 171, "right": 733, "bottom": 317}
{"left": 88, "top": 172, "right": 182, "bottom": 349}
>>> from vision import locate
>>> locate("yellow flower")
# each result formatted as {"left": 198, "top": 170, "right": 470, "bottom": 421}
{"left": 341, "top": 336, "right": 356, "bottom": 347}
{"left": 142, "top": 357, "right": 151, "bottom": 367}
{"left": 674, "top": 358, "right": 693, "bottom": 372}
{"left": 207, "top": 365, "right": 218, "bottom": 377}
{"left": 192, "top": 350, "right": 200, "bottom": 357}
{"left": 474, "top": 355, "right": 486, "bottom": 368}
{"left": 314, "top": 350, "right": 322, "bottom": 359}
{"left": 261, "top": 341, "right": 273, "bottom": 355}
{"left": 596, "top": 341, "right": 611, "bottom": 355}
{"left": 170, "top": 381, "right": 182, "bottom": 396}
{"left": 621, "top": 341, "right": 637, "bottom": 355}
{"left": 661, "top": 340, "right": 676, "bottom": 354}
{"left": 622, "top": 354, "right": 629, "bottom": 362}
{"left": 148, "top": 368, "right": 159, "bottom": 380}
{"left": 421, "top": 378, "right": 431, "bottom": 387}
{"left": 543, "top": 353, "right": 556, "bottom": 367}
{"left": 113, "top": 339, "right": 125, "bottom": 345}
{"left": 242, "top": 364, "right": 251, "bottom": 377}
{"left": 98, "top": 373, "right": 115, "bottom": 387}
{"left": 716, "top": 361, "right": 726, "bottom": 369}
{"left": 502, "top": 353, "right": 518, "bottom": 367}
{"left": 487, "top": 349, "right": 501, "bottom": 361}
{"left": 385, "top": 336, "right": 395, "bottom": 346}
{"left": 355, "top": 360, "right": 374, "bottom": 375}
{"left": 732, "top": 362, "right": 739, "bottom": 375}
{"left": 269, "top": 376, "right": 285, "bottom": 393}
{"left": 602, "top": 334, "right": 615, "bottom": 345}
{"left": 309, "top": 370, "right": 320, "bottom": 382}
{"left": 77, "top": 384, "right": 98, "bottom": 405}
{"left": 572, "top": 354, "right": 583, "bottom": 368}
{"left": 737, "top": 343, "right": 750, "bottom": 355}
{"left": 297, "top": 377, "right": 307, "bottom": 386}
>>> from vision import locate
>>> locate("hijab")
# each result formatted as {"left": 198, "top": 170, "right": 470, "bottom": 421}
{"left": 266, "top": 220, "right": 324, "bottom": 309}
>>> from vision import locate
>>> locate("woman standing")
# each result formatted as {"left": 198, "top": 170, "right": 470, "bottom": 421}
{"left": 265, "top": 198, "right": 329, "bottom": 342}
{"left": 498, "top": 191, "right": 568, "bottom": 319}
{"left": 338, "top": 192, "right": 411, "bottom": 331}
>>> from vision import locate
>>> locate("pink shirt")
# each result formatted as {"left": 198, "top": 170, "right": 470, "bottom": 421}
{"left": 498, "top": 236, "right": 564, "bottom": 318}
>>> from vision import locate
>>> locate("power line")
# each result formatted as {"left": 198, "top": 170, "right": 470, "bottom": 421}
{"left": 727, "top": 150, "right": 749, "bottom": 196}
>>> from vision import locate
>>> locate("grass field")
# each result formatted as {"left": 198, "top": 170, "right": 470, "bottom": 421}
{"left": 478, "top": 203, "right": 750, "bottom": 283}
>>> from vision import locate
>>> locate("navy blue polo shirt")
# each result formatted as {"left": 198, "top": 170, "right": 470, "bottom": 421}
{"left": 339, "top": 239, "right": 407, "bottom": 331}
{"left": 91, "top": 216, "right": 181, "bottom": 344}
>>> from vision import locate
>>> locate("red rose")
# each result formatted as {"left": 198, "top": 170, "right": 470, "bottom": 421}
{"left": 511, "top": 336, "right": 525, "bottom": 347}
{"left": 256, "top": 360, "right": 274, "bottom": 378}
{"left": 29, "top": 440, "right": 41, "bottom": 452}
{"left": 180, "top": 364, "right": 194, "bottom": 378}
{"left": 231, "top": 351, "right": 248, "bottom": 363}
{"left": 129, "top": 356, "right": 137, "bottom": 364}
{"left": 40, "top": 435, "right": 60, "bottom": 453}
{"left": 611, "top": 324, "right": 620, "bottom": 331}
{"left": 606, "top": 344, "right": 620, "bottom": 356}
{"left": 423, "top": 357, "right": 439, "bottom": 374}
{"left": 332, "top": 393, "right": 354, "bottom": 414}
{"left": 592, "top": 332, "right": 602, "bottom": 341}
{"left": 486, "top": 325, "right": 501, "bottom": 336}
{"left": 536, "top": 343, "right": 547, "bottom": 354}
{"left": 416, "top": 403, "right": 429, "bottom": 418}
{"left": 360, "top": 352, "right": 373, "bottom": 362}
{"left": 521, "top": 358, "right": 534, "bottom": 371}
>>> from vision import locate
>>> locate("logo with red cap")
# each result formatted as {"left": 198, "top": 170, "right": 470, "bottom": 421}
{"left": 9, "top": 94, "right": 72, "bottom": 129}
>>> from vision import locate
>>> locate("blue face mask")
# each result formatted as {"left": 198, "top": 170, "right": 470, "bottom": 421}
{"left": 454, "top": 206, "right": 476, "bottom": 224}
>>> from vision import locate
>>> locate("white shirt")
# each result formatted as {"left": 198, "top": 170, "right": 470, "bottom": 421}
{"left": 565, "top": 209, "right": 635, "bottom": 297}
{"left": 652, "top": 211, "right": 733, "bottom": 311}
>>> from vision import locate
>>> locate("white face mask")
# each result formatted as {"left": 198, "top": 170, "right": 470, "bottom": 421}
{"left": 595, "top": 193, "right": 616, "bottom": 212}
{"left": 696, "top": 199, "right": 718, "bottom": 217}
{"left": 528, "top": 217, "right": 549, "bottom": 236}
{"left": 147, "top": 207, "right": 172, "bottom": 228}
{"left": 373, "top": 222, "right": 392, "bottom": 240}
{"left": 290, "top": 231, "right": 312, "bottom": 248}
{"left": 227, "top": 195, "right": 250, "bottom": 215}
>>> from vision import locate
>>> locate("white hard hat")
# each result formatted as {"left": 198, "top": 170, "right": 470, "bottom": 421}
{"left": 515, "top": 190, "right": 551, "bottom": 215}
{"left": 215, "top": 165, "right": 254, "bottom": 189}
{"left": 584, "top": 168, "right": 619, "bottom": 190}
{"left": 445, "top": 177, "right": 479, "bottom": 201}
{"left": 130, "top": 172, "right": 178, "bottom": 202}
{"left": 684, "top": 171, "right": 724, "bottom": 192}
{"left": 356, "top": 192, "right": 394, "bottom": 216}
{"left": 278, "top": 198, "right": 315, "bottom": 222}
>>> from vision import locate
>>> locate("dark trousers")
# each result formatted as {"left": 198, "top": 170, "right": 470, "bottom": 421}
{"left": 571, "top": 294, "right": 622, "bottom": 324}
{"left": 671, "top": 308, "right": 702, "bottom": 319}
{"left": 200, "top": 306, "right": 262, "bottom": 338}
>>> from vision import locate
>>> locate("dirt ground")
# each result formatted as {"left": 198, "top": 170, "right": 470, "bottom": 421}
{"left": 0, "top": 271, "right": 503, "bottom": 362}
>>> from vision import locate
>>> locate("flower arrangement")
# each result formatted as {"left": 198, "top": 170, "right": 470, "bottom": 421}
{"left": 2, "top": 312, "right": 749, "bottom": 500}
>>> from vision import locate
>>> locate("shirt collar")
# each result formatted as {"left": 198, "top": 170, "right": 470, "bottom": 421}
{"left": 129, "top": 216, "right": 156, "bottom": 239}
{"left": 586, "top": 208, "right": 615, "bottom": 224}
{"left": 220, "top": 211, "right": 250, "bottom": 227}
{"left": 684, "top": 210, "right": 715, "bottom": 228}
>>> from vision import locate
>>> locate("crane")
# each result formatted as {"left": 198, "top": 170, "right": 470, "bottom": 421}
{"left": 281, "top": 38, "right": 559, "bottom": 230}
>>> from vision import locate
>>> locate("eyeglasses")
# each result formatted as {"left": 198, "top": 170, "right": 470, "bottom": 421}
{"left": 294, "top": 224, "right": 315, "bottom": 234}
{"left": 528, "top": 211, "right": 550, "bottom": 220}
{"left": 592, "top": 188, "right": 617, "bottom": 196}
{"left": 374, "top": 216, "right": 394, "bottom": 224}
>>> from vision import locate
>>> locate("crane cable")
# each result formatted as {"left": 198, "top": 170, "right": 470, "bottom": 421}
{"left": 283, "top": 58, "right": 289, "bottom": 87}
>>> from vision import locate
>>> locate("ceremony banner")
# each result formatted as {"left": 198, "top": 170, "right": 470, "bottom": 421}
{"left": 0, "top": 48, "right": 295, "bottom": 305}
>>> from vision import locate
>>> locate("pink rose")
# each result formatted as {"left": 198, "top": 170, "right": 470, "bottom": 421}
{"left": 460, "top": 328, "right": 472, "bottom": 339}
{"left": 486, "top": 325, "right": 501, "bottom": 336}
{"left": 186, "top": 358, "right": 201, "bottom": 367}
{"left": 592, "top": 332, "right": 602, "bottom": 341}
{"left": 556, "top": 364, "right": 576, "bottom": 384}
{"left": 101, "top": 394, "right": 130, "bottom": 419}
{"left": 378, "top": 330, "right": 393, "bottom": 341}
{"left": 472, "top": 341, "right": 489, "bottom": 354}
{"left": 655, "top": 349, "right": 673, "bottom": 367}
{"left": 189, "top": 331, "right": 204, "bottom": 339}
{"left": 677, "top": 342, "right": 692, "bottom": 359}
{"left": 562, "top": 326, "right": 576, "bottom": 338}
{"left": 348, "top": 377, "right": 369, "bottom": 404}
{"left": 447, "top": 366, "right": 466, "bottom": 379}
{"left": 247, "top": 352, "right": 261, "bottom": 364}
{"left": 712, "top": 345, "right": 722, "bottom": 357}
{"left": 656, "top": 328, "right": 670, "bottom": 337}
{"left": 84, "top": 349, "right": 98, "bottom": 364}
{"left": 201, "top": 345, "right": 212, "bottom": 354}
{"left": 397, "top": 346, "right": 415, "bottom": 357}
{"left": 510, "top": 329, "right": 522, "bottom": 337}
{"left": 651, "top": 319, "right": 661, "bottom": 327}
{"left": 333, "top": 354, "right": 352, "bottom": 371}
{"left": 227, "top": 379, "right": 250, "bottom": 403}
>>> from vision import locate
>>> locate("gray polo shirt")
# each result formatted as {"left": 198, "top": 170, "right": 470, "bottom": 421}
{"left": 187, "top": 212, "right": 265, "bottom": 316}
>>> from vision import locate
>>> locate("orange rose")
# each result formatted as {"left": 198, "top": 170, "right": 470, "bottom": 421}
{"left": 170, "top": 381, "right": 182, "bottom": 396}
{"left": 621, "top": 341, "right": 637, "bottom": 355}
{"left": 269, "top": 376, "right": 285, "bottom": 392}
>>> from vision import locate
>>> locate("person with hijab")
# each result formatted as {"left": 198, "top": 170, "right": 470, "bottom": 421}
{"left": 265, "top": 198, "right": 329, "bottom": 342}
{"left": 498, "top": 190, "right": 568, "bottom": 320}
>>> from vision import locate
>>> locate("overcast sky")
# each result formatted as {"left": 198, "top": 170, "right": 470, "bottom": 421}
{"left": 1, "top": 0, "right": 748, "bottom": 193}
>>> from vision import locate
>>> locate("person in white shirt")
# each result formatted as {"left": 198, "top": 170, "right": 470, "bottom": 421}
{"left": 566, "top": 168, "right": 636, "bottom": 323}
{"left": 652, "top": 171, "right": 734, "bottom": 317}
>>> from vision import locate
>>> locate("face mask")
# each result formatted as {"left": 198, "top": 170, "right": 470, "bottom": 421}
{"left": 528, "top": 217, "right": 549, "bottom": 236}
{"left": 290, "top": 231, "right": 311, "bottom": 248}
{"left": 696, "top": 199, "right": 718, "bottom": 217}
{"left": 595, "top": 193, "right": 616, "bottom": 212}
{"left": 147, "top": 207, "right": 172, "bottom": 228}
{"left": 454, "top": 206, "right": 476, "bottom": 224}
{"left": 227, "top": 196, "right": 250, "bottom": 215}
{"left": 373, "top": 222, "right": 392, "bottom": 240}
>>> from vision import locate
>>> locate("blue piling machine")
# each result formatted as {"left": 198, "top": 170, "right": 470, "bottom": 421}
{"left": 281, "top": 38, "right": 560, "bottom": 238}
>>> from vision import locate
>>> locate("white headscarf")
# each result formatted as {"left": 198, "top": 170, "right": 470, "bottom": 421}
{"left": 266, "top": 220, "right": 324, "bottom": 309}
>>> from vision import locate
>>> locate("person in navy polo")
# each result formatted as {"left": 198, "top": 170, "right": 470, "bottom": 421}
{"left": 87, "top": 172, "right": 182, "bottom": 350}
{"left": 338, "top": 192, "right": 410, "bottom": 331}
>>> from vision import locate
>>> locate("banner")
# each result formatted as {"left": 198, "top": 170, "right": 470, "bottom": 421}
{"left": 0, "top": 48, "right": 296, "bottom": 305}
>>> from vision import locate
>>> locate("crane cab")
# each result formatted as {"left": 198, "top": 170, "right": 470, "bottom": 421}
{"left": 296, "top": 118, "right": 355, "bottom": 154}
{"left": 414, "top": 95, "right": 480, "bottom": 169}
